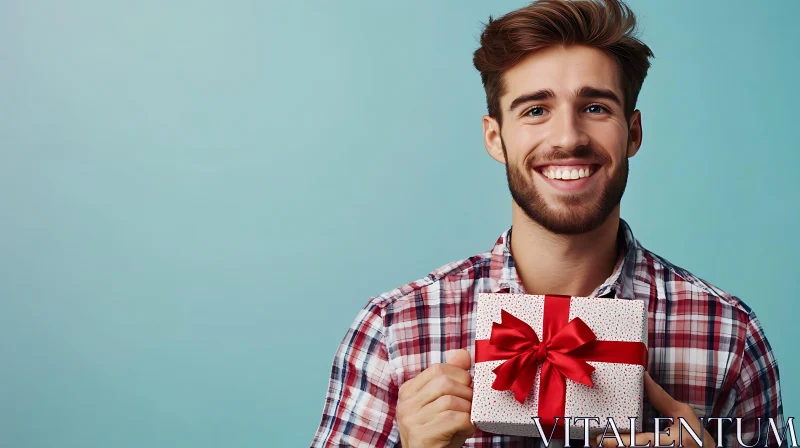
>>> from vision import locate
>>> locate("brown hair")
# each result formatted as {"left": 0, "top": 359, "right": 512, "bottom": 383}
{"left": 473, "top": 0, "right": 654, "bottom": 125}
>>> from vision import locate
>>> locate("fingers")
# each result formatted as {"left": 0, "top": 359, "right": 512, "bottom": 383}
{"left": 396, "top": 355, "right": 476, "bottom": 448}
{"left": 596, "top": 431, "right": 672, "bottom": 447}
{"left": 592, "top": 374, "right": 708, "bottom": 448}
{"left": 644, "top": 371, "right": 683, "bottom": 416}
{"left": 431, "top": 410, "right": 476, "bottom": 447}
{"left": 445, "top": 349, "right": 471, "bottom": 371}
{"left": 414, "top": 373, "right": 474, "bottom": 408}
{"left": 426, "top": 394, "right": 473, "bottom": 415}
{"left": 420, "top": 395, "right": 475, "bottom": 441}
{"left": 399, "top": 361, "right": 472, "bottom": 401}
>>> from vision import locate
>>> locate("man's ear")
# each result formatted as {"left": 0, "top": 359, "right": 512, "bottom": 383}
{"left": 483, "top": 115, "right": 506, "bottom": 164}
{"left": 627, "top": 109, "right": 643, "bottom": 158}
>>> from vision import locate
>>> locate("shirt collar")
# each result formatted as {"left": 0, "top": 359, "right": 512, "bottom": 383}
{"left": 488, "top": 218, "right": 638, "bottom": 300}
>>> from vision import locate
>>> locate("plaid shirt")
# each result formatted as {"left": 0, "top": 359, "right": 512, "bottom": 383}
{"left": 311, "top": 219, "right": 786, "bottom": 447}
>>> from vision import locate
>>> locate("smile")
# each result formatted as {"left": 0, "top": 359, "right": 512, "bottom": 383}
{"left": 538, "top": 164, "right": 596, "bottom": 180}
{"left": 534, "top": 164, "right": 600, "bottom": 192}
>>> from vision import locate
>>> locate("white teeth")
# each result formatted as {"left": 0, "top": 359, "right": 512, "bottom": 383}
{"left": 542, "top": 166, "right": 594, "bottom": 180}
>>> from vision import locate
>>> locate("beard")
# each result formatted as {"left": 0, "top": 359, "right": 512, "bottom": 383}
{"left": 502, "top": 138, "right": 629, "bottom": 235}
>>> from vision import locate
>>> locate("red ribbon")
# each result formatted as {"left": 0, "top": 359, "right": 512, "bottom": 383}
{"left": 474, "top": 295, "right": 647, "bottom": 428}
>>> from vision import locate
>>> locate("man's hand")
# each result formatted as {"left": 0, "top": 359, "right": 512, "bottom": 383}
{"left": 397, "top": 349, "right": 478, "bottom": 448}
{"left": 596, "top": 372, "right": 717, "bottom": 447}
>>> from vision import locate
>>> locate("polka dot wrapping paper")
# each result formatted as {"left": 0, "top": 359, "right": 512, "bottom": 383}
{"left": 470, "top": 293, "right": 648, "bottom": 439}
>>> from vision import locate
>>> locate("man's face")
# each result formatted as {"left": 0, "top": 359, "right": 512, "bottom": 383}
{"left": 484, "top": 45, "right": 642, "bottom": 235}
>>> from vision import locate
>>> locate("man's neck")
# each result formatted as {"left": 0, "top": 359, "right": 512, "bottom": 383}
{"left": 509, "top": 204, "right": 622, "bottom": 297}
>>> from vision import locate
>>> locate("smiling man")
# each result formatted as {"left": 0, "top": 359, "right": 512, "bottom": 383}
{"left": 311, "top": 1, "right": 785, "bottom": 447}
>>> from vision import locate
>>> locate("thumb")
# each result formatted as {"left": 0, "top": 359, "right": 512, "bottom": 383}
{"left": 644, "top": 371, "right": 681, "bottom": 415}
{"left": 445, "top": 349, "right": 472, "bottom": 371}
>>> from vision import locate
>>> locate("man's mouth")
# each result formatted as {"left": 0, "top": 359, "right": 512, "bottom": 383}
{"left": 536, "top": 164, "right": 597, "bottom": 180}
{"left": 533, "top": 164, "right": 601, "bottom": 192}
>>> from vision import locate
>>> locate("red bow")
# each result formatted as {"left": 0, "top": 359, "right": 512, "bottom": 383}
{"left": 475, "top": 295, "right": 647, "bottom": 427}
{"left": 485, "top": 309, "right": 597, "bottom": 403}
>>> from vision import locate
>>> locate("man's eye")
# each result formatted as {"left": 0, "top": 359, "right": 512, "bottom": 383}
{"left": 586, "top": 104, "right": 607, "bottom": 114}
{"left": 525, "top": 107, "right": 545, "bottom": 116}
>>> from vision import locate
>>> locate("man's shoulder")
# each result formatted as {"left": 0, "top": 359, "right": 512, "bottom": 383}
{"left": 638, "top": 243, "right": 756, "bottom": 319}
{"left": 365, "top": 250, "right": 493, "bottom": 311}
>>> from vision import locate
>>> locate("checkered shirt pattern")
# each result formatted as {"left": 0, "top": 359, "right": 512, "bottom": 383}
{"left": 311, "top": 219, "right": 786, "bottom": 447}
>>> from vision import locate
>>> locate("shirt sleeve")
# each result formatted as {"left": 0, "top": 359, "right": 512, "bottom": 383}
{"left": 310, "top": 300, "right": 400, "bottom": 447}
{"left": 723, "top": 311, "right": 786, "bottom": 448}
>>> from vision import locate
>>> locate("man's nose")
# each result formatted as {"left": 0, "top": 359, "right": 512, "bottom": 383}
{"left": 546, "top": 109, "right": 589, "bottom": 151}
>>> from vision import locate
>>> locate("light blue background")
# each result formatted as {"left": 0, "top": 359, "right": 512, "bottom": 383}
{"left": 1, "top": 1, "right": 797, "bottom": 446}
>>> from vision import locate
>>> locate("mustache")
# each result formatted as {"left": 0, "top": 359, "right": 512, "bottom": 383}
{"left": 526, "top": 146, "right": 609, "bottom": 169}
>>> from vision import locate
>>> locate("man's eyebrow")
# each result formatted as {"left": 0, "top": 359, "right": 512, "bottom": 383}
{"left": 507, "top": 86, "right": 623, "bottom": 112}
{"left": 508, "top": 89, "right": 555, "bottom": 112}
{"left": 576, "top": 86, "right": 622, "bottom": 107}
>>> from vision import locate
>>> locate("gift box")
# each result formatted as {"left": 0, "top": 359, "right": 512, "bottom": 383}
{"left": 470, "top": 293, "right": 648, "bottom": 439}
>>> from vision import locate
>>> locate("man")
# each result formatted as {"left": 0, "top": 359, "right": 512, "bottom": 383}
{"left": 311, "top": 0, "right": 785, "bottom": 447}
